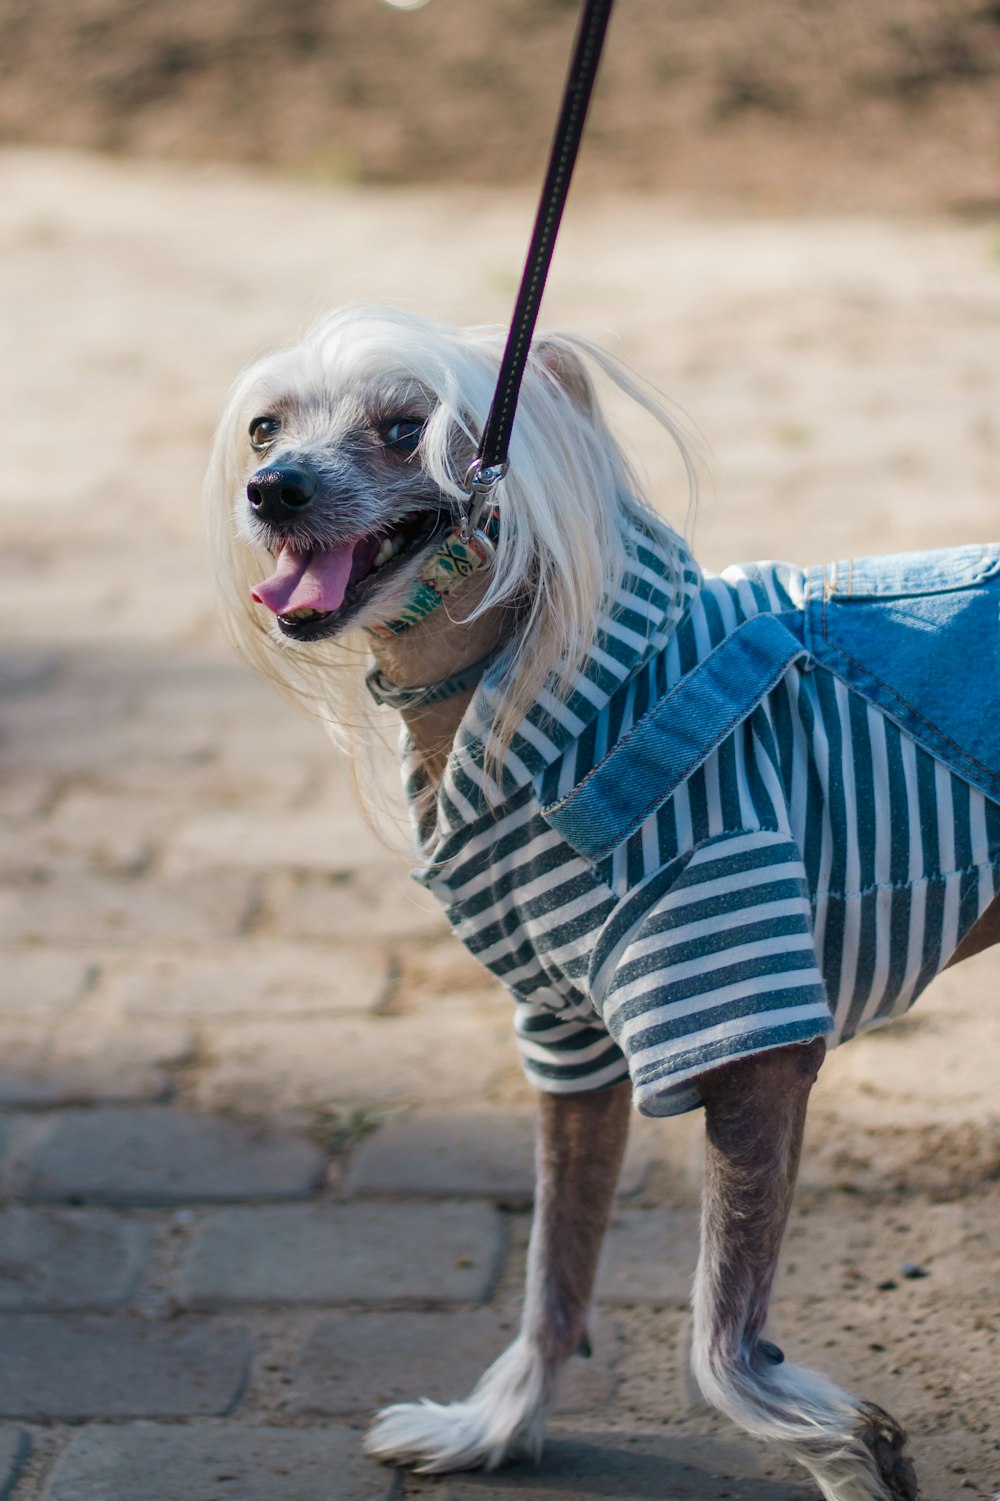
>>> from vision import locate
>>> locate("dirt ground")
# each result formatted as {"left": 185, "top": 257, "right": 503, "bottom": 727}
{"left": 1, "top": 143, "right": 999, "bottom": 1498}
{"left": 1, "top": 0, "right": 999, "bottom": 212}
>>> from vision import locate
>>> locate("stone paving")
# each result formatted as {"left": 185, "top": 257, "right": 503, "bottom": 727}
{"left": 1, "top": 149, "right": 999, "bottom": 1498}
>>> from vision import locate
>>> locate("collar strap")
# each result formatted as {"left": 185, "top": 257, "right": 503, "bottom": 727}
{"left": 365, "top": 648, "right": 498, "bottom": 711}
{"left": 367, "top": 508, "right": 500, "bottom": 639}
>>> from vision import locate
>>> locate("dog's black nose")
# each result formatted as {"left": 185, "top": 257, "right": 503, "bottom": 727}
{"left": 246, "top": 465, "right": 318, "bottom": 521}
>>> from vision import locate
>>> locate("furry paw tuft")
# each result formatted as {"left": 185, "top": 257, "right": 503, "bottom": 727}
{"left": 365, "top": 1338, "right": 551, "bottom": 1475}
{"left": 365, "top": 1396, "right": 541, "bottom": 1475}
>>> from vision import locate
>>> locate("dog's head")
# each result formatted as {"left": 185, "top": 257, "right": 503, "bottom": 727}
{"left": 214, "top": 308, "right": 504, "bottom": 648}
{"left": 206, "top": 304, "right": 693, "bottom": 740}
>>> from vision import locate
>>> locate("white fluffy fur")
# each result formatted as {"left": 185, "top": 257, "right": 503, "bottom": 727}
{"left": 205, "top": 303, "right": 697, "bottom": 792}
{"left": 692, "top": 1338, "right": 895, "bottom": 1499}
{"left": 364, "top": 1251, "right": 902, "bottom": 1497}
{"left": 691, "top": 1253, "right": 910, "bottom": 1501}
{"left": 365, "top": 1336, "right": 551, "bottom": 1474}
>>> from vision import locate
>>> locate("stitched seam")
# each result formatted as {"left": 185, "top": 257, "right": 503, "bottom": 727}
{"left": 819, "top": 630, "right": 997, "bottom": 778}
{"left": 829, "top": 549, "right": 995, "bottom": 601}
{"left": 568, "top": 654, "right": 803, "bottom": 859}
{"left": 633, "top": 1019, "right": 832, "bottom": 1088}
{"left": 545, "top": 618, "right": 799, "bottom": 813}
{"left": 815, "top": 854, "right": 1000, "bottom": 905}
{"left": 601, "top": 826, "right": 789, "bottom": 890}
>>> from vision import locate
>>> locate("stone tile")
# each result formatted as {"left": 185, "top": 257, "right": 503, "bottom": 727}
{"left": 0, "top": 1208, "right": 153, "bottom": 1311}
{"left": 193, "top": 1011, "right": 519, "bottom": 1113}
{"left": 0, "top": 951, "right": 94, "bottom": 1018}
{"left": 99, "top": 941, "right": 389, "bottom": 1019}
{"left": 0, "top": 1316, "right": 251, "bottom": 1420}
{"left": 131, "top": 655, "right": 281, "bottom": 720}
{"left": 0, "top": 653, "right": 61, "bottom": 697}
{"left": 0, "top": 676, "right": 134, "bottom": 773}
{"left": 258, "top": 866, "right": 449, "bottom": 942}
{"left": 775, "top": 1189, "right": 1000, "bottom": 1312}
{"left": 179, "top": 1201, "right": 502, "bottom": 1306}
{"left": 137, "top": 664, "right": 331, "bottom": 757}
{"left": 25, "top": 795, "right": 153, "bottom": 876}
{"left": 289, "top": 1308, "right": 620, "bottom": 1417}
{"left": 0, "top": 768, "right": 56, "bottom": 819}
{"left": 45, "top": 1423, "right": 392, "bottom": 1501}
{"left": 346, "top": 1108, "right": 537, "bottom": 1204}
{"left": 417, "top": 1429, "right": 813, "bottom": 1499}
{"left": 0, "top": 826, "right": 72, "bottom": 882}
{"left": 0, "top": 871, "right": 254, "bottom": 945}
{"left": 392, "top": 939, "right": 502, "bottom": 1005}
{"left": 18, "top": 1108, "right": 325, "bottom": 1205}
{"left": 346, "top": 1108, "right": 659, "bottom": 1205}
{"left": 78, "top": 752, "right": 314, "bottom": 813}
{"left": 3, "top": 794, "right": 149, "bottom": 882}
{"left": 0, "top": 1020, "right": 192, "bottom": 1106}
{"left": 0, "top": 1428, "right": 28, "bottom": 1501}
{"left": 0, "top": 1429, "right": 29, "bottom": 1501}
{"left": 596, "top": 1209, "right": 700, "bottom": 1307}
{"left": 811, "top": 965, "right": 1000, "bottom": 1130}
{"left": 163, "top": 807, "right": 389, "bottom": 877}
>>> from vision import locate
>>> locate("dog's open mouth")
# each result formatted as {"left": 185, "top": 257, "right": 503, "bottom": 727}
{"left": 252, "top": 511, "right": 445, "bottom": 640}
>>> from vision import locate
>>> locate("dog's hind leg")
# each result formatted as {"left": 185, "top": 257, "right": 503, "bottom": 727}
{"left": 365, "top": 1080, "right": 631, "bottom": 1473}
{"left": 693, "top": 1038, "right": 920, "bottom": 1501}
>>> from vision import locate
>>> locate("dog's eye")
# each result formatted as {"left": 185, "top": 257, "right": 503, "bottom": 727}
{"left": 381, "top": 419, "right": 424, "bottom": 455}
{"left": 249, "top": 416, "right": 281, "bottom": 451}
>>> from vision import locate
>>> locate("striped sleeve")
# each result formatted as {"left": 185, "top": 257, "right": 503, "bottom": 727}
{"left": 594, "top": 829, "right": 834, "bottom": 1117}
{"left": 513, "top": 997, "right": 630, "bottom": 1094}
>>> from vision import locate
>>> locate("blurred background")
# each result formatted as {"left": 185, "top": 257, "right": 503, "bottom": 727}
{"left": 1, "top": 4, "right": 999, "bottom": 1498}
{"left": 2, "top": 0, "right": 999, "bottom": 211}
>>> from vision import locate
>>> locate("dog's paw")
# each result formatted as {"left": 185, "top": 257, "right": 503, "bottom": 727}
{"left": 365, "top": 1396, "right": 542, "bottom": 1474}
{"left": 365, "top": 1338, "right": 551, "bottom": 1475}
{"left": 856, "top": 1403, "right": 920, "bottom": 1501}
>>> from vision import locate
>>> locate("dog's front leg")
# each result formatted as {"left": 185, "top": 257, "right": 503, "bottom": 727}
{"left": 365, "top": 1081, "right": 631, "bottom": 1474}
{"left": 693, "top": 1039, "right": 919, "bottom": 1501}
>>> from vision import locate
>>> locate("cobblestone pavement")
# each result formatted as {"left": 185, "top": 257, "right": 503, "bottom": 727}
{"left": 1, "top": 149, "right": 999, "bottom": 1499}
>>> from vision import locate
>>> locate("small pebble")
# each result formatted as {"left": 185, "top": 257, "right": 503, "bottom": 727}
{"left": 877, "top": 1278, "right": 898, "bottom": 1292}
{"left": 900, "top": 1261, "right": 929, "bottom": 1279}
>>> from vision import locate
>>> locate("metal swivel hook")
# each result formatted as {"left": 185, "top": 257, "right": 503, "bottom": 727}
{"left": 461, "top": 458, "right": 508, "bottom": 544}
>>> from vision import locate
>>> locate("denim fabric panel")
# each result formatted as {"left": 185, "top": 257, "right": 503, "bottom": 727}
{"left": 818, "top": 545, "right": 1000, "bottom": 599}
{"left": 805, "top": 545, "right": 1000, "bottom": 805}
{"left": 542, "top": 611, "right": 807, "bottom": 860}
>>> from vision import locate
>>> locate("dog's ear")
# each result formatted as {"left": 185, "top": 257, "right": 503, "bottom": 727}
{"left": 534, "top": 340, "right": 595, "bottom": 414}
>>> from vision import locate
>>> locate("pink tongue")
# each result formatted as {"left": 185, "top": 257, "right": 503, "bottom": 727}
{"left": 251, "top": 542, "right": 358, "bottom": 615}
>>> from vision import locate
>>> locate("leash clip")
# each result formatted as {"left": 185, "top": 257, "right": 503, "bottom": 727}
{"left": 461, "top": 458, "right": 507, "bottom": 544}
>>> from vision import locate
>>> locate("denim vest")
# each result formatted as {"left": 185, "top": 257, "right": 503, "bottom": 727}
{"left": 544, "top": 545, "right": 1000, "bottom": 859}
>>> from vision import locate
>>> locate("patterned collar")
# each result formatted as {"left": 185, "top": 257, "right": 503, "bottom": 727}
{"left": 367, "top": 511, "right": 500, "bottom": 639}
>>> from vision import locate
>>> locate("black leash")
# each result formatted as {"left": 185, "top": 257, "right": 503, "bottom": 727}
{"left": 461, "top": 0, "right": 616, "bottom": 540}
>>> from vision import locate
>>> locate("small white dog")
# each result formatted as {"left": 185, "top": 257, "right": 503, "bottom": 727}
{"left": 207, "top": 304, "right": 1000, "bottom": 1501}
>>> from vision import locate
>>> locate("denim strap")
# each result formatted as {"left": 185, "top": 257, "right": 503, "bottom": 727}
{"left": 543, "top": 611, "right": 808, "bottom": 859}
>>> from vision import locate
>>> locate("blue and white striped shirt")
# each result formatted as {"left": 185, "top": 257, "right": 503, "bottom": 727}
{"left": 406, "top": 519, "right": 1000, "bottom": 1116}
